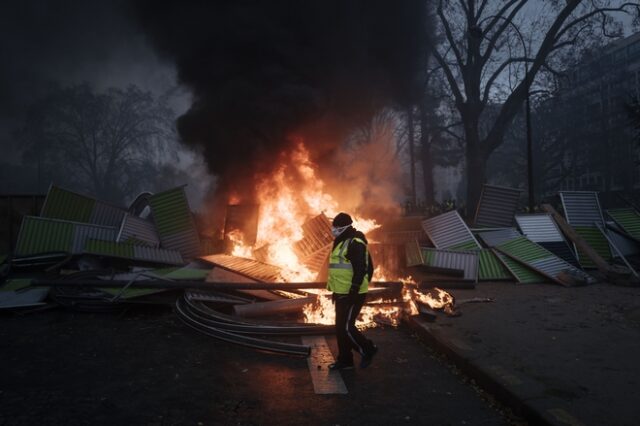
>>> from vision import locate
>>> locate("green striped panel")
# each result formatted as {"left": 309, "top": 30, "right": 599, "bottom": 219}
{"left": 84, "top": 239, "right": 135, "bottom": 258}
{"left": 41, "top": 186, "right": 95, "bottom": 223}
{"left": 478, "top": 249, "right": 512, "bottom": 280}
{"left": 421, "top": 248, "right": 436, "bottom": 265}
{"left": 497, "top": 237, "right": 550, "bottom": 263}
{"left": 449, "top": 240, "right": 480, "bottom": 251}
{"left": 494, "top": 251, "right": 546, "bottom": 284}
{"left": 405, "top": 240, "right": 423, "bottom": 267}
{"left": 574, "top": 226, "right": 611, "bottom": 269}
{"left": 608, "top": 208, "right": 640, "bottom": 240}
{"left": 15, "top": 217, "right": 74, "bottom": 255}
{"left": 149, "top": 188, "right": 193, "bottom": 237}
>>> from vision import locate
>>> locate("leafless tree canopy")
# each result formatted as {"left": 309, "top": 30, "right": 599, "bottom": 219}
{"left": 429, "top": 0, "right": 639, "bottom": 211}
{"left": 18, "top": 84, "right": 176, "bottom": 203}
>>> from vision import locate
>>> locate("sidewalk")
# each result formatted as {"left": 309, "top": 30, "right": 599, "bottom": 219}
{"left": 408, "top": 281, "right": 640, "bottom": 426}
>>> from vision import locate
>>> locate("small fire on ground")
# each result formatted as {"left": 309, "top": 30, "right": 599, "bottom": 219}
{"left": 225, "top": 142, "right": 455, "bottom": 328}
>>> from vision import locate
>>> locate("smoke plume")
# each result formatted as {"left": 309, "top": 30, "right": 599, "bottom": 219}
{"left": 133, "top": 0, "right": 429, "bottom": 202}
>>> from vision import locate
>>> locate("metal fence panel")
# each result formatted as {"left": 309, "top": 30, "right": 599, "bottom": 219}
{"left": 420, "top": 248, "right": 478, "bottom": 281}
{"left": 515, "top": 214, "right": 564, "bottom": 243}
{"left": 476, "top": 228, "right": 521, "bottom": 247}
{"left": 118, "top": 214, "right": 160, "bottom": 247}
{"left": 559, "top": 191, "right": 605, "bottom": 227}
{"left": 200, "top": 254, "right": 284, "bottom": 282}
{"left": 421, "top": 210, "right": 480, "bottom": 249}
{"left": 474, "top": 184, "right": 521, "bottom": 228}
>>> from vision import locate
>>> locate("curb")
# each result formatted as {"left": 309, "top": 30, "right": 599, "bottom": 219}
{"left": 405, "top": 316, "right": 583, "bottom": 426}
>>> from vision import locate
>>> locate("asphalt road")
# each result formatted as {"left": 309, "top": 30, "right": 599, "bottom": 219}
{"left": 0, "top": 306, "right": 521, "bottom": 426}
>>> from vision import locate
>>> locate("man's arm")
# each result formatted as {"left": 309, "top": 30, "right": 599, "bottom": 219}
{"left": 346, "top": 240, "right": 367, "bottom": 291}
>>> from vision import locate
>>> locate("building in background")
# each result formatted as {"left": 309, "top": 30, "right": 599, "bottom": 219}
{"left": 553, "top": 31, "right": 640, "bottom": 197}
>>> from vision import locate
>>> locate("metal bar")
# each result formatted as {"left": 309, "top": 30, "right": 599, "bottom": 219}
{"left": 233, "top": 296, "right": 318, "bottom": 318}
{"left": 181, "top": 297, "right": 333, "bottom": 335}
{"left": 175, "top": 298, "right": 311, "bottom": 356}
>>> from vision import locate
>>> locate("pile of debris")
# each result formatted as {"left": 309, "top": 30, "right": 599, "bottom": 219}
{"left": 3, "top": 183, "right": 638, "bottom": 356}
{"left": 404, "top": 185, "right": 640, "bottom": 288}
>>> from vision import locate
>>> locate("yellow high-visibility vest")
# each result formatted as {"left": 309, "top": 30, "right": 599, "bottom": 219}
{"left": 326, "top": 237, "right": 369, "bottom": 294}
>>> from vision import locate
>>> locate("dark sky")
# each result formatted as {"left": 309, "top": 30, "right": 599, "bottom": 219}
{"left": 0, "top": 0, "right": 181, "bottom": 159}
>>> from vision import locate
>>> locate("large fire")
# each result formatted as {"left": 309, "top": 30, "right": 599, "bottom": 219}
{"left": 225, "top": 142, "right": 454, "bottom": 327}
{"left": 228, "top": 142, "right": 378, "bottom": 282}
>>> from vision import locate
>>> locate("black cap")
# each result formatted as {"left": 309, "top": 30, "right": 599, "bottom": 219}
{"left": 332, "top": 212, "right": 353, "bottom": 227}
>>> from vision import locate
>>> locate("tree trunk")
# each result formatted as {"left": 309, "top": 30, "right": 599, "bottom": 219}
{"left": 418, "top": 100, "right": 435, "bottom": 205}
{"left": 464, "top": 119, "right": 485, "bottom": 220}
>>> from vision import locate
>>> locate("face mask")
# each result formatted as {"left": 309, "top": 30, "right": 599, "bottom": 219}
{"left": 331, "top": 225, "right": 350, "bottom": 237}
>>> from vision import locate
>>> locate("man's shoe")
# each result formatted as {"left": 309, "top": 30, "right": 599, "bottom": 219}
{"left": 329, "top": 361, "right": 354, "bottom": 370}
{"left": 360, "top": 345, "right": 378, "bottom": 369}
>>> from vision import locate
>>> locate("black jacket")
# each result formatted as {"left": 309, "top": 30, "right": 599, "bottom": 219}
{"left": 333, "top": 226, "right": 374, "bottom": 291}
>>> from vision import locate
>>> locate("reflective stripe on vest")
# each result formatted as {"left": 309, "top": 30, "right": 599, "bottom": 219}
{"left": 326, "top": 237, "right": 369, "bottom": 294}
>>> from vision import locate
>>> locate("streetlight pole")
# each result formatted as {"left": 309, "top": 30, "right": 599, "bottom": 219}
{"left": 524, "top": 59, "right": 534, "bottom": 211}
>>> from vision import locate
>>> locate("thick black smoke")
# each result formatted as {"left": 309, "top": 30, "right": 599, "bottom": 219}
{"left": 133, "top": 0, "right": 429, "bottom": 197}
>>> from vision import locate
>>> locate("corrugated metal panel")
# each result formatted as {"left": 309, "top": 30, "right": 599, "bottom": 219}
{"left": 420, "top": 248, "right": 478, "bottom": 281}
{"left": 528, "top": 257, "right": 593, "bottom": 283}
{"left": 294, "top": 214, "right": 333, "bottom": 259}
{"left": 200, "top": 254, "right": 284, "bottom": 282}
{"left": 474, "top": 184, "right": 521, "bottom": 228}
{"left": 14, "top": 216, "right": 74, "bottom": 256}
{"left": 515, "top": 214, "right": 564, "bottom": 243}
{"left": 133, "top": 245, "right": 184, "bottom": 265}
{"left": 40, "top": 184, "right": 94, "bottom": 223}
{"left": 573, "top": 226, "right": 612, "bottom": 268}
{"left": 559, "top": 191, "right": 605, "bottom": 227}
{"left": 85, "top": 239, "right": 135, "bottom": 258}
{"left": 117, "top": 214, "right": 160, "bottom": 247}
{"left": 71, "top": 223, "right": 117, "bottom": 253}
{"left": 161, "top": 231, "right": 201, "bottom": 260}
{"left": 476, "top": 228, "right": 521, "bottom": 247}
{"left": 421, "top": 210, "right": 480, "bottom": 249}
{"left": 605, "top": 223, "right": 639, "bottom": 257}
{"left": 607, "top": 208, "right": 640, "bottom": 240}
{"left": 83, "top": 239, "right": 184, "bottom": 265}
{"left": 405, "top": 239, "right": 423, "bottom": 267}
{"left": 538, "top": 241, "right": 579, "bottom": 267}
{"left": 41, "top": 184, "right": 126, "bottom": 226}
{"left": 496, "top": 236, "right": 592, "bottom": 283}
{"left": 89, "top": 202, "right": 126, "bottom": 227}
{"left": 478, "top": 249, "right": 513, "bottom": 281}
{"left": 149, "top": 187, "right": 201, "bottom": 260}
{"left": 301, "top": 244, "right": 331, "bottom": 273}
{"left": 497, "top": 236, "right": 550, "bottom": 262}
{"left": 493, "top": 250, "right": 546, "bottom": 284}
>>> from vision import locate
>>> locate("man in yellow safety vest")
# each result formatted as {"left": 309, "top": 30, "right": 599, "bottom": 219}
{"left": 327, "top": 212, "right": 378, "bottom": 370}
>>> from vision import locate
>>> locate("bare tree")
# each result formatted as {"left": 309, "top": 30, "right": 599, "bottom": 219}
{"left": 19, "top": 84, "right": 176, "bottom": 202}
{"left": 429, "top": 0, "right": 639, "bottom": 213}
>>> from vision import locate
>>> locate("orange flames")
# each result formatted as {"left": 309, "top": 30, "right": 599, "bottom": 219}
{"left": 227, "top": 142, "right": 379, "bottom": 282}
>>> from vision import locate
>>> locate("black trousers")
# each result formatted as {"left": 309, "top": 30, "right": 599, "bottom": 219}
{"left": 334, "top": 293, "right": 375, "bottom": 364}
